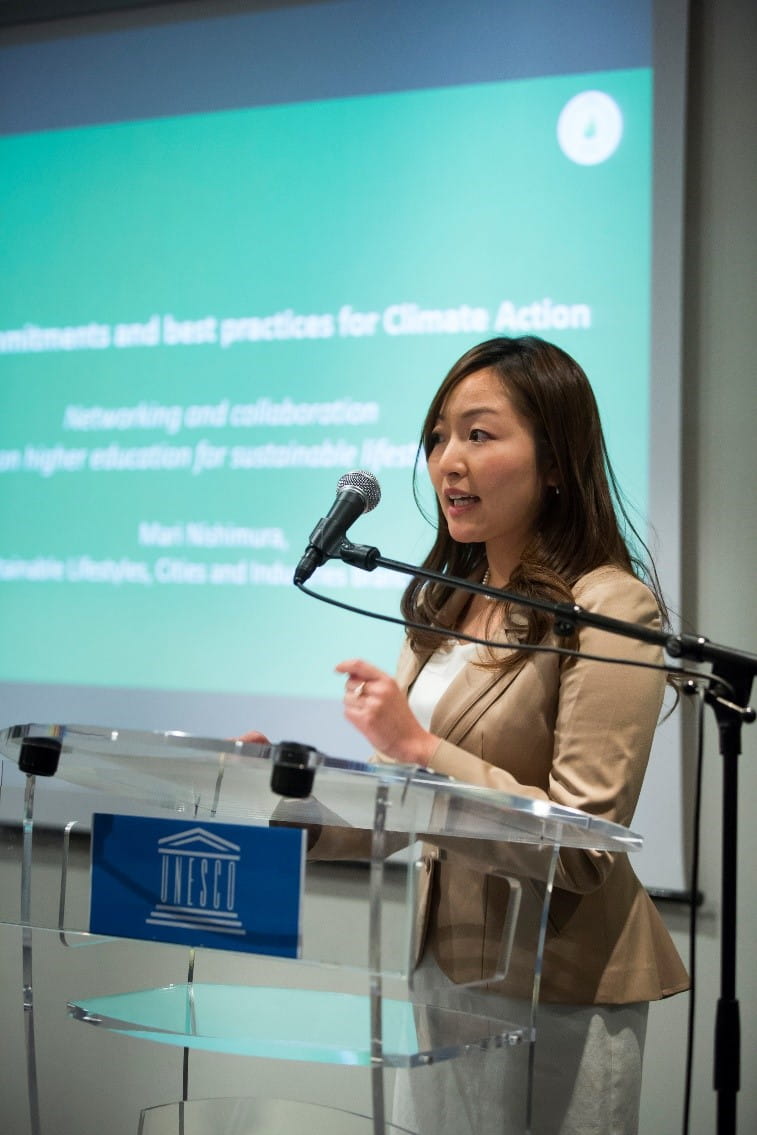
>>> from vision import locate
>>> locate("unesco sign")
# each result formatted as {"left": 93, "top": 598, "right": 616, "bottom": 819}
{"left": 89, "top": 813, "right": 304, "bottom": 958}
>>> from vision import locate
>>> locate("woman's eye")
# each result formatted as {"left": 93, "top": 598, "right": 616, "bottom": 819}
{"left": 428, "top": 431, "right": 444, "bottom": 448}
{"left": 469, "top": 428, "right": 489, "bottom": 442}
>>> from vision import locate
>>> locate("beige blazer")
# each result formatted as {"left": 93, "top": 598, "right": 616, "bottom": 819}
{"left": 391, "top": 564, "right": 689, "bottom": 1005}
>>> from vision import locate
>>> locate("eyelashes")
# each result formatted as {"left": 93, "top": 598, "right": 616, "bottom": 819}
{"left": 427, "top": 428, "right": 492, "bottom": 449}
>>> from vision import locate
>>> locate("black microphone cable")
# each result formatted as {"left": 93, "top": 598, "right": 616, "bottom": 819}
{"left": 293, "top": 576, "right": 731, "bottom": 694}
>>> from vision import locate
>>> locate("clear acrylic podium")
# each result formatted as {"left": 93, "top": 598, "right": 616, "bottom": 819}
{"left": 0, "top": 723, "right": 642, "bottom": 1135}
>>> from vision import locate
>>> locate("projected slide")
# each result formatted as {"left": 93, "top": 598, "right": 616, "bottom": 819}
{"left": 1, "top": 1, "right": 693, "bottom": 893}
{"left": 0, "top": 4, "right": 652, "bottom": 705}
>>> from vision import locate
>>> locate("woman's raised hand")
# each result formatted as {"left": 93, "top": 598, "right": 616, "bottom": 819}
{"left": 335, "top": 658, "right": 437, "bottom": 767}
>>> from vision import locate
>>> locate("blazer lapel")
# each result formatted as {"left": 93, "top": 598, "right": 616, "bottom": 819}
{"left": 430, "top": 657, "right": 525, "bottom": 746}
{"left": 399, "top": 581, "right": 528, "bottom": 749}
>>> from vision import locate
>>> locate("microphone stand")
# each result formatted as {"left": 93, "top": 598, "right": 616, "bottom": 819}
{"left": 336, "top": 540, "right": 756, "bottom": 1135}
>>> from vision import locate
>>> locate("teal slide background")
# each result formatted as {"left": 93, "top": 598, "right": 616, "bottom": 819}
{"left": 0, "top": 68, "right": 651, "bottom": 699}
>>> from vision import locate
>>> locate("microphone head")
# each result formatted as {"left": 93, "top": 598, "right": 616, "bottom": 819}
{"left": 336, "top": 469, "right": 381, "bottom": 513}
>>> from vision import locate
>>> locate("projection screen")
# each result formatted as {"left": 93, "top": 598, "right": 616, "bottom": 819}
{"left": 0, "top": 0, "right": 688, "bottom": 891}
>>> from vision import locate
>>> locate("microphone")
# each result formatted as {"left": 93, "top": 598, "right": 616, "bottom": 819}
{"left": 294, "top": 470, "right": 381, "bottom": 585}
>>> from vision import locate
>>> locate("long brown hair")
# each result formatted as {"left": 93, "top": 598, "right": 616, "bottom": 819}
{"left": 401, "top": 336, "right": 667, "bottom": 661}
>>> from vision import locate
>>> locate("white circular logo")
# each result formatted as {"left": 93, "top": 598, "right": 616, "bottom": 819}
{"left": 557, "top": 91, "right": 624, "bottom": 166}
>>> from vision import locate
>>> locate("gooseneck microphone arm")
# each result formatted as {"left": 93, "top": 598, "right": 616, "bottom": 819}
{"left": 339, "top": 539, "right": 757, "bottom": 677}
{"left": 337, "top": 536, "right": 755, "bottom": 1135}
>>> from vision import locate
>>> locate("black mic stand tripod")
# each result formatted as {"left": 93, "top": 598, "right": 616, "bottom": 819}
{"left": 331, "top": 539, "right": 757, "bottom": 1135}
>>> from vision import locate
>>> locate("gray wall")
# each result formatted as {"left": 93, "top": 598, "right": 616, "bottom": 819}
{"left": 640, "top": 0, "right": 757, "bottom": 1131}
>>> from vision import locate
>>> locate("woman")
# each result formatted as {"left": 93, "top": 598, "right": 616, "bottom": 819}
{"left": 332, "top": 337, "right": 688, "bottom": 1134}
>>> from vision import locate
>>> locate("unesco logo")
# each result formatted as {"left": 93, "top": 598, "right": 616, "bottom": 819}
{"left": 146, "top": 826, "right": 245, "bottom": 937}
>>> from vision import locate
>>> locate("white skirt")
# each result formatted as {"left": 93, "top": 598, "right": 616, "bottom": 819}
{"left": 392, "top": 955, "right": 648, "bottom": 1135}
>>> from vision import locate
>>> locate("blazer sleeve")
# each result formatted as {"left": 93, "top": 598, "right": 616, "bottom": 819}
{"left": 426, "top": 568, "right": 667, "bottom": 893}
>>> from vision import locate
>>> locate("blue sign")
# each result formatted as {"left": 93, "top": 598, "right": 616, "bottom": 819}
{"left": 90, "top": 814, "right": 305, "bottom": 958}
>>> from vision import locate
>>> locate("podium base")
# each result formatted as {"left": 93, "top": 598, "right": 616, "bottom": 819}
{"left": 138, "top": 1096, "right": 416, "bottom": 1135}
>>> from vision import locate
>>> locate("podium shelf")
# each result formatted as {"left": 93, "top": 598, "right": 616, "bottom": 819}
{"left": 68, "top": 982, "right": 527, "bottom": 1066}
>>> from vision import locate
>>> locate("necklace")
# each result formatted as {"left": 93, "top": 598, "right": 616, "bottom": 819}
{"left": 481, "top": 569, "right": 498, "bottom": 601}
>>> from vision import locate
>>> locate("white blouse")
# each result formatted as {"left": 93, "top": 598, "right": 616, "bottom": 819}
{"left": 407, "top": 641, "right": 482, "bottom": 730}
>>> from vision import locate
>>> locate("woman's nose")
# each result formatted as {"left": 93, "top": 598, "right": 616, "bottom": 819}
{"left": 436, "top": 437, "right": 466, "bottom": 475}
